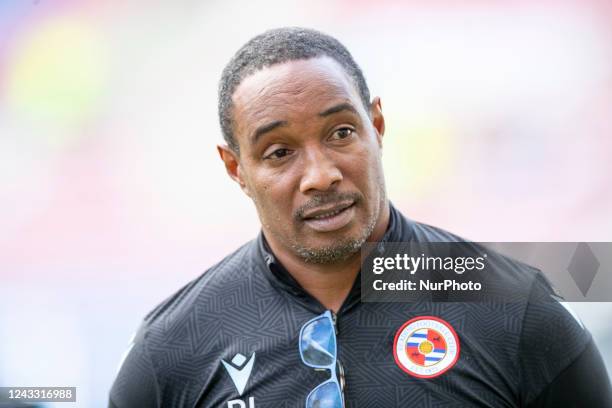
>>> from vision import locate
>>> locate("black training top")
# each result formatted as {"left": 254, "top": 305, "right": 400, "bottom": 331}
{"left": 109, "top": 204, "right": 611, "bottom": 407}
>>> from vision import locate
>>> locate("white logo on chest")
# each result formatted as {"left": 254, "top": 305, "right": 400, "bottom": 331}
{"left": 222, "top": 352, "right": 256, "bottom": 396}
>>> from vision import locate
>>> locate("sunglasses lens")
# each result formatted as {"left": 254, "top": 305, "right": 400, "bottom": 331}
{"left": 300, "top": 315, "right": 336, "bottom": 366}
{"left": 306, "top": 380, "right": 343, "bottom": 408}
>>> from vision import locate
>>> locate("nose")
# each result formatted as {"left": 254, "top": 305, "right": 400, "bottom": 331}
{"left": 299, "top": 148, "right": 343, "bottom": 193}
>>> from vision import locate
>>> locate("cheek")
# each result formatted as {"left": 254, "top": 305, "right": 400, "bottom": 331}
{"left": 250, "top": 170, "right": 295, "bottom": 213}
{"left": 340, "top": 145, "right": 381, "bottom": 187}
{"left": 263, "top": 155, "right": 309, "bottom": 188}
{"left": 240, "top": 160, "right": 299, "bottom": 227}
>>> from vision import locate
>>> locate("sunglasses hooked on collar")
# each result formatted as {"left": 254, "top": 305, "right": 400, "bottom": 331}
{"left": 299, "top": 310, "right": 346, "bottom": 408}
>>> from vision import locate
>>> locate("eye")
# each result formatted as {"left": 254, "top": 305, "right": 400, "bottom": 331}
{"left": 264, "top": 148, "right": 292, "bottom": 160}
{"left": 330, "top": 127, "right": 354, "bottom": 141}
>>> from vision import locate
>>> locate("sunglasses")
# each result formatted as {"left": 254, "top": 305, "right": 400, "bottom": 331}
{"left": 299, "top": 310, "right": 346, "bottom": 408}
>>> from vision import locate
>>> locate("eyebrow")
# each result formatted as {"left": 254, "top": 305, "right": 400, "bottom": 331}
{"left": 251, "top": 120, "right": 288, "bottom": 145}
{"left": 318, "top": 102, "right": 359, "bottom": 117}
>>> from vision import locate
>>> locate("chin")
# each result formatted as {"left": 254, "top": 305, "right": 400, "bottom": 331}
{"left": 293, "top": 228, "right": 371, "bottom": 264}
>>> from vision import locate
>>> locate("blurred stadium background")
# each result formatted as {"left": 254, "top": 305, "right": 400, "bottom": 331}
{"left": 1, "top": 0, "right": 611, "bottom": 406}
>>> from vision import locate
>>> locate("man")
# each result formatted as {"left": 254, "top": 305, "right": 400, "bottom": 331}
{"left": 109, "top": 27, "right": 611, "bottom": 407}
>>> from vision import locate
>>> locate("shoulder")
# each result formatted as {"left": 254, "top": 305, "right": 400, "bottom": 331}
{"left": 408, "top": 218, "right": 540, "bottom": 288}
{"left": 142, "top": 238, "right": 259, "bottom": 342}
{"left": 410, "top": 220, "right": 467, "bottom": 242}
{"left": 110, "top": 239, "right": 261, "bottom": 407}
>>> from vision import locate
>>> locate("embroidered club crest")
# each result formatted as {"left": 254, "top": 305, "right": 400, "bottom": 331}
{"left": 393, "top": 316, "right": 460, "bottom": 378}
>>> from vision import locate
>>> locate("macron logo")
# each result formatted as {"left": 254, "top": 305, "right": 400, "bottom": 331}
{"left": 222, "top": 352, "right": 256, "bottom": 396}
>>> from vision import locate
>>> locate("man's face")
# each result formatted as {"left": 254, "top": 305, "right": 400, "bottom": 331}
{"left": 220, "top": 56, "right": 386, "bottom": 263}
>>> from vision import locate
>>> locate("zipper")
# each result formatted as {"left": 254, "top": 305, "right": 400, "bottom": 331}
{"left": 330, "top": 310, "right": 346, "bottom": 407}
{"left": 331, "top": 310, "right": 339, "bottom": 335}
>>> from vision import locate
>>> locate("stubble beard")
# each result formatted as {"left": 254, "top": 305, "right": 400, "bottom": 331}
{"left": 291, "top": 217, "right": 377, "bottom": 264}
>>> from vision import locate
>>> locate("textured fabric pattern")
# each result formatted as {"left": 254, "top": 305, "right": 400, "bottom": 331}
{"left": 109, "top": 204, "right": 594, "bottom": 408}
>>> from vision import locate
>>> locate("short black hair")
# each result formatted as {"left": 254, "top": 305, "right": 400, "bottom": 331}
{"left": 218, "top": 27, "right": 371, "bottom": 153}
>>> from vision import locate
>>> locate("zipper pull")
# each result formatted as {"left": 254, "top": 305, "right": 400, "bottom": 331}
{"left": 331, "top": 311, "right": 339, "bottom": 335}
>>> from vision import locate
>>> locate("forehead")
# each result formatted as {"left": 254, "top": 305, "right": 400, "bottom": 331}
{"left": 231, "top": 57, "right": 364, "bottom": 138}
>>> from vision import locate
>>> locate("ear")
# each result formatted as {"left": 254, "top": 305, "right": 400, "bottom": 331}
{"left": 217, "top": 144, "right": 252, "bottom": 197}
{"left": 370, "top": 96, "right": 385, "bottom": 147}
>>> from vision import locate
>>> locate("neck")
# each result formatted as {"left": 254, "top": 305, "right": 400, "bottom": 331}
{"left": 265, "top": 201, "right": 390, "bottom": 313}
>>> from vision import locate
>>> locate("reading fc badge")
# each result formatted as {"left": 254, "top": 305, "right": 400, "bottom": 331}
{"left": 393, "top": 316, "right": 460, "bottom": 378}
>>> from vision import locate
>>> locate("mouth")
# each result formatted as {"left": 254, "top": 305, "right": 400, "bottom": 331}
{"left": 301, "top": 201, "right": 356, "bottom": 232}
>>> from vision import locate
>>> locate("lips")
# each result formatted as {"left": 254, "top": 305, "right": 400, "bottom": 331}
{"left": 300, "top": 201, "right": 356, "bottom": 233}
{"left": 301, "top": 201, "right": 355, "bottom": 220}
